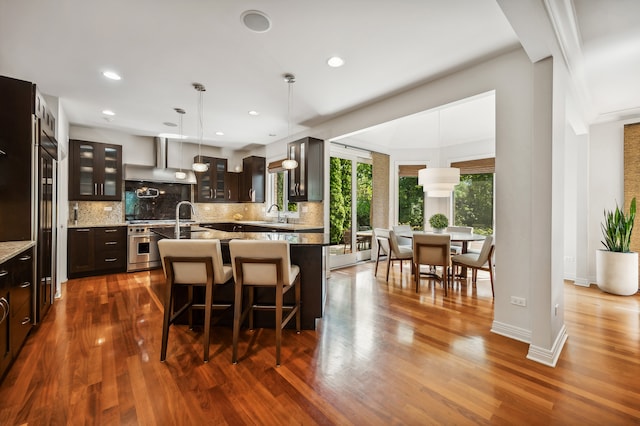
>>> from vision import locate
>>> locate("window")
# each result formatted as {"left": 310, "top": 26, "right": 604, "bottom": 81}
{"left": 398, "top": 165, "right": 425, "bottom": 229}
{"left": 452, "top": 158, "right": 494, "bottom": 235}
{"left": 267, "top": 160, "right": 298, "bottom": 218}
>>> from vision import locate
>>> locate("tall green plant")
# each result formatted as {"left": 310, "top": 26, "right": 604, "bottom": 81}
{"left": 601, "top": 197, "right": 636, "bottom": 252}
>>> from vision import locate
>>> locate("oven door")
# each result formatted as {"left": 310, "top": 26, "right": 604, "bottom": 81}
{"left": 128, "top": 233, "right": 160, "bottom": 271}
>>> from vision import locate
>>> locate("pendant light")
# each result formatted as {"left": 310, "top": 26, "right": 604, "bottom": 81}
{"left": 174, "top": 107, "right": 187, "bottom": 180}
{"left": 281, "top": 73, "right": 298, "bottom": 170}
{"left": 418, "top": 110, "right": 460, "bottom": 197}
{"left": 191, "top": 82, "right": 209, "bottom": 172}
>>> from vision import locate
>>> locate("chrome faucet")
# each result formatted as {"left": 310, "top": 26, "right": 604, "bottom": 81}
{"left": 175, "top": 201, "right": 195, "bottom": 239}
{"left": 267, "top": 203, "right": 283, "bottom": 223}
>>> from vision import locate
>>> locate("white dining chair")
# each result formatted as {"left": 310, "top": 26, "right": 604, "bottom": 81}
{"left": 451, "top": 235, "right": 494, "bottom": 296}
{"left": 446, "top": 226, "right": 473, "bottom": 254}
{"left": 392, "top": 225, "right": 413, "bottom": 248}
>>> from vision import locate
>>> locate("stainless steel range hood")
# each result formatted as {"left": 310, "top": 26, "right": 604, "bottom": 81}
{"left": 124, "top": 137, "right": 197, "bottom": 184}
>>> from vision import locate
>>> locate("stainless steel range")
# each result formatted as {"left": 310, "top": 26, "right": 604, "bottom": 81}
{"left": 127, "top": 221, "right": 164, "bottom": 272}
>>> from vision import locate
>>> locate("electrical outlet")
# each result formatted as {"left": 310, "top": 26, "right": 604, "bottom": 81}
{"left": 103, "top": 206, "right": 112, "bottom": 211}
{"left": 510, "top": 296, "right": 526, "bottom": 307}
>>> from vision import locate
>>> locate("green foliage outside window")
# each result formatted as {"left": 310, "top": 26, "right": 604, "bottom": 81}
{"left": 398, "top": 176, "right": 424, "bottom": 229}
{"left": 356, "top": 163, "right": 372, "bottom": 230}
{"left": 275, "top": 171, "right": 297, "bottom": 212}
{"left": 329, "top": 157, "right": 349, "bottom": 244}
{"left": 454, "top": 173, "right": 494, "bottom": 235}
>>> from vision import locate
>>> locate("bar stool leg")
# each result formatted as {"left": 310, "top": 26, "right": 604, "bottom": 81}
{"left": 232, "top": 281, "right": 243, "bottom": 364}
{"left": 275, "top": 284, "right": 283, "bottom": 367}
{"left": 160, "top": 279, "right": 174, "bottom": 362}
{"left": 202, "top": 281, "right": 213, "bottom": 363}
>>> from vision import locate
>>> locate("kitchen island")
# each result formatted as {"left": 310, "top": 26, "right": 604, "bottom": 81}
{"left": 152, "top": 226, "right": 329, "bottom": 330}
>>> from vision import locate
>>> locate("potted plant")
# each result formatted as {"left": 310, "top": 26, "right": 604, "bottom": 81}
{"left": 429, "top": 213, "right": 449, "bottom": 233}
{"left": 596, "top": 197, "right": 638, "bottom": 296}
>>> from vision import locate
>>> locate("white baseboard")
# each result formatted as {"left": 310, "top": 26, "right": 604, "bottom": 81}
{"left": 491, "top": 321, "right": 532, "bottom": 343}
{"left": 573, "top": 278, "right": 591, "bottom": 287}
{"left": 526, "top": 324, "right": 568, "bottom": 367}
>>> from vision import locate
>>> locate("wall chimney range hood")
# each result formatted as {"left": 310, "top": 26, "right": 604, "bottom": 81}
{"left": 124, "top": 137, "right": 197, "bottom": 184}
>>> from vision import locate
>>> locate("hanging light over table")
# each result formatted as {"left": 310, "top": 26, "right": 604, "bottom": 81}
{"left": 418, "top": 167, "right": 460, "bottom": 197}
{"left": 282, "top": 73, "right": 298, "bottom": 170}
{"left": 174, "top": 107, "right": 187, "bottom": 180}
{"left": 192, "top": 83, "right": 209, "bottom": 172}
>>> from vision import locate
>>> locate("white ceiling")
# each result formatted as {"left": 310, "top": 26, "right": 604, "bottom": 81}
{"left": 1, "top": 1, "right": 638, "bottom": 152}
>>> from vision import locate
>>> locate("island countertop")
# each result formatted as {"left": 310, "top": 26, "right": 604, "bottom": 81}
{"left": 152, "top": 226, "right": 330, "bottom": 246}
{"left": 151, "top": 226, "right": 328, "bottom": 330}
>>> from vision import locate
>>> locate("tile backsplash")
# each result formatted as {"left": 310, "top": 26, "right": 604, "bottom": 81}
{"left": 69, "top": 200, "right": 324, "bottom": 227}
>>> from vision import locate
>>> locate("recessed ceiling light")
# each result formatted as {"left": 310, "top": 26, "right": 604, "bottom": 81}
{"left": 248, "top": 110, "right": 260, "bottom": 116}
{"left": 241, "top": 10, "right": 271, "bottom": 33}
{"left": 102, "top": 110, "right": 115, "bottom": 116}
{"left": 102, "top": 71, "right": 121, "bottom": 80}
{"left": 215, "top": 131, "right": 224, "bottom": 136}
{"left": 163, "top": 121, "right": 177, "bottom": 127}
{"left": 327, "top": 56, "right": 345, "bottom": 68}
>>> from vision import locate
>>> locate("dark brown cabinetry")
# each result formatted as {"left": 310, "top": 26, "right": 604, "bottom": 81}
{"left": 0, "top": 246, "right": 34, "bottom": 381}
{"left": 0, "top": 77, "right": 37, "bottom": 241}
{"left": 69, "top": 140, "right": 122, "bottom": 201}
{"left": 194, "top": 156, "right": 228, "bottom": 202}
{"left": 225, "top": 171, "right": 240, "bottom": 202}
{"left": 287, "top": 137, "right": 324, "bottom": 202}
{"left": 68, "top": 227, "right": 127, "bottom": 278}
{"left": 240, "top": 156, "right": 265, "bottom": 203}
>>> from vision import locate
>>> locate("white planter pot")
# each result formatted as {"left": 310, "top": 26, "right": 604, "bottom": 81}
{"left": 595, "top": 249, "right": 639, "bottom": 296}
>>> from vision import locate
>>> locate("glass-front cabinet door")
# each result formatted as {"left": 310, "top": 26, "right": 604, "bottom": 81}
{"left": 77, "top": 142, "right": 96, "bottom": 197}
{"left": 103, "top": 146, "right": 119, "bottom": 198}
{"left": 194, "top": 156, "right": 227, "bottom": 202}
{"left": 70, "top": 140, "right": 122, "bottom": 201}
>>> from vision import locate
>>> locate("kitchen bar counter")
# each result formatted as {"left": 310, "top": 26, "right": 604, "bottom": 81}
{"left": 152, "top": 226, "right": 328, "bottom": 330}
{"left": 0, "top": 241, "right": 35, "bottom": 264}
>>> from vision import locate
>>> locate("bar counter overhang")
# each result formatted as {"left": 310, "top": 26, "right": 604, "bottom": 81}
{"left": 152, "top": 226, "right": 330, "bottom": 330}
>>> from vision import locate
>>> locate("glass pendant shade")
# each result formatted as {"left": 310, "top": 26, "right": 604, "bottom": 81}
{"left": 192, "top": 83, "right": 209, "bottom": 172}
{"left": 282, "top": 159, "right": 298, "bottom": 170}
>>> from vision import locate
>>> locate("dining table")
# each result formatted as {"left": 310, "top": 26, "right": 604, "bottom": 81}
{"left": 395, "top": 230, "right": 486, "bottom": 277}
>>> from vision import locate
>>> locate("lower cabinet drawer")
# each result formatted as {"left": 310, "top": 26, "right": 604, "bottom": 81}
{"left": 11, "top": 280, "right": 32, "bottom": 314}
{"left": 95, "top": 250, "right": 126, "bottom": 271}
{"left": 10, "top": 299, "right": 32, "bottom": 355}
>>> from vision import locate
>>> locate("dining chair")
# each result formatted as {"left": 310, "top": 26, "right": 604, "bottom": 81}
{"left": 373, "top": 228, "right": 391, "bottom": 277}
{"left": 413, "top": 233, "right": 451, "bottom": 294}
{"left": 157, "top": 239, "right": 233, "bottom": 363}
{"left": 388, "top": 230, "right": 414, "bottom": 280}
{"left": 451, "top": 235, "right": 494, "bottom": 296}
{"left": 229, "top": 239, "right": 301, "bottom": 366}
{"left": 392, "top": 225, "right": 413, "bottom": 248}
{"left": 446, "top": 226, "right": 473, "bottom": 254}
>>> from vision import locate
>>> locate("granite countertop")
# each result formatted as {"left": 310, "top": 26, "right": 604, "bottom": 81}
{"left": 152, "top": 226, "right": 330, "bottom": 246}
{"left": 201, "top": 220, "right": 324, "bottom": 231}
{"left": 68, "top": 222, "right": 128, "bottom": 229}
{"left": 0, "top": 241, "right": 35, "bottom": 264}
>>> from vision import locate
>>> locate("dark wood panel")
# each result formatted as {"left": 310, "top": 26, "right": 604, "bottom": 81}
{"left": 2, "top": 264, "right": 640, "bottom": 424}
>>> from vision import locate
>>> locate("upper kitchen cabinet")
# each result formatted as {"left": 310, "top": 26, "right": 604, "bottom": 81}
{"left": 240, "top": 156, "right": 265, "bottom": 203}
{"left": 69, "top": 139, "right": 122, "bottom": 201}
{"left": 288, "top": 137, "right": 324, "bottom": 202}
{"left": 194, "top": 156, "right": 228, "bottom": 203}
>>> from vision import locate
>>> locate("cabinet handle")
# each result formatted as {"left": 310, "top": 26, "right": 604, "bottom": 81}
{"left": 0, "top": 149, "right": 6, "bottom": 156}
{"left": 18, "top": 255, "right": 32, "bottom": 261}
{"left": 21, "top": 317, "right": 31, "bottom": 325}
{"left": 0, "top": 270, "right": 8, "bottom": 278}
{"left": 0, "top": 298, "right": 8, "bottom": 323}
{"left": 104, "top": 229, "right": 118, "bottom": 233}
{"left": 76, "top": 229, "right": 91, "bottom": 232}
{"left": 209, "top": 188, "right": 213, "bottom": 199}
{"left": 105, "top": 241, "right": 117, "bottom": 245}
{"left": 214, "top": 189, "right": 217, "bottom": 198}
{"left": 228, "top": 190, "right": 231, "bottom": 199}
{"left": 105, "top": 258, "right": 117, "bottom": 262}
{"left": 19, "top": 281, "right": 31, "bottom": 288}
{"left": 94, "top": 183, "right": 98, "bottom": 195}
{"left": 101, "top": 183, "right": 104, "bottom": 194}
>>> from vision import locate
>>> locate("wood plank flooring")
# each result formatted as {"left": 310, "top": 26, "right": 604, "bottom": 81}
{"left": 1, "top": 262, "right": 639, "bottom": 424}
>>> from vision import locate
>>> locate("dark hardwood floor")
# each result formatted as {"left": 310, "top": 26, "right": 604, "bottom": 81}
{"left": 1, "top": 262, "right": 640, "bottom": 424}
